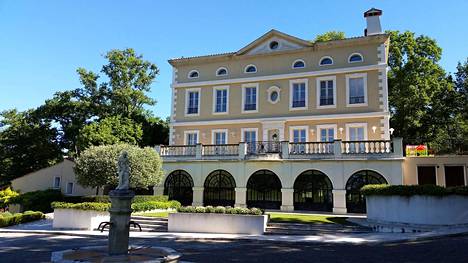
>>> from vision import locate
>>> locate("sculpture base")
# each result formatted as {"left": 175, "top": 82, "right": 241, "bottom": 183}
{"left": 51, "top": 246, "right": 182, "bottom": 262}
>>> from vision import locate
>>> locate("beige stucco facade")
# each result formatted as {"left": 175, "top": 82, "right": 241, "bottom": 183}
{"left": 10, "top": 159, "right": 95, "bottom": 196}
{"left": 403, "top": 156, "right": 468, "bottom": 186}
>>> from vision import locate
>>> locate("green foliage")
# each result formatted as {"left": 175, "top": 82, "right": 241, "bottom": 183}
{"left": 77, "top": 116, "right": 143, "bottom": 149}
{"left": 361, "top": 184, "right": 468, "bottom": 196}
{"left": 0, "top": 187, "right": 19, "bottom": 207}
{"left": 75, "top": 144, "right": 163, "bottom": 189}
{"left": 0, "top": 211, "right": 44, "bottom": 227}
{"left": 177, "top": 206, "right": 264, "bottom": 215}
{"left": 51, "top": 202, "right": 110, "bottom": 211}
{"left": 9, "top": 189, "right": 64, "bottom": 213}
{"left": 314, "top": 31, "right": 346, "bottom": 42}
{"left": 131, "top": 200, "right": 181, "bottom": 212}
{"left": 81, "top": 195, "right": 168, "bottom": 203}
{"left": 0, "top": 109, "right": 62, "bottom": 184}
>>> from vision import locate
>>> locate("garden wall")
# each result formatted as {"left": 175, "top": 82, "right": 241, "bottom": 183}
{"left": 53, "top": 209, "right": 109, "bottom": 230}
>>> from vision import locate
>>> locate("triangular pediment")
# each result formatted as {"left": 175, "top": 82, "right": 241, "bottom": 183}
{"left": 236, "top": 30, "right": 312, "bottom": 56}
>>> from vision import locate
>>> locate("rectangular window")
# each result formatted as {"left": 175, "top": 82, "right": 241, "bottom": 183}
{"left": 185, "top": 132, "right": 198, "bottom": 145}
{"left": 348, "top": 127, "right": 365, "bottom": 141}
{"left": 293, "top": 129, "right": 307, "bottom": 143}
{"left": 291, "top": 81, "right": 307, "bottom": 108}
{"left": 186, "top": 89, "right": 200, "bottom": 115}
{"left": 243, "top": 129, "right": 257, "bottom": 153}
{"left": 348, "top": 76, "right": 365, "bottom": 104}
{"left": 213, "top": 87, "right": 228, "bottom": 113}
{"left": 213, "top": 131, "right": 227, "bottom": 145}
{"left": 418, "top": 166, "right": 437, "bottom": 185}
{"left": 346, "top": 123, "right": 367, "bottom": 153}
{"left": 444, "top": 166, "right": 465, "bottom": 187}
{"left": 53, "top": 177, "right": 61, "bottom": 189}
{"left": 319, "top": 79, "right": 334, "bottom": 106}
{"left": 243, "top": 86, "right": 257, "bottom": 112}
{"left": 66, "top": 182, "right": 74, "bottom": 195}
{"left": 320, "top": 128, "right": 334, "bottom": 142}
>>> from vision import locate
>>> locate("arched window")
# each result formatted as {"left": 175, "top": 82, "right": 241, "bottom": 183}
{"left": 164, "top": 170, "right": 194, "bottom": 206}
{"left": 188, "top": 70, "right": 199, "bottom": 79}
{"left": 246, "top": 170, "right": 282, "bottom": 209}
{"left": 345, "top": 170, "right": 387, "bottom": 213}
{"left": 203, "top": 170, "right": 236, "bottom": 206}
{"left": 244, "top": 64, "right": 257, "bottom": 73}
{"left": 292, "top": 59, "right": 305, "bottom": 69}
{"left": 319, "top": 56, "right": 333, "bottom": 66}
{"left": 216, "top": 67, "right": 228, "bottom": 76}
{"left": 293, "top": 170, "right": 333, "bottom": 211}
{"left": 348, "top": 53, "right": 363, "bottom": 63}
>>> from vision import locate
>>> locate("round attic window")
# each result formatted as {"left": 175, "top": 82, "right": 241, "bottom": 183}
{"left": 269, "top": 41, "right": 279, "bottom": 50}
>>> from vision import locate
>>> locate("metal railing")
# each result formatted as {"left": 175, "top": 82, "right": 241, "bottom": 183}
{"left": 159, "top": 145, "right": 197, "bottom": 157}
{"left": 246, "top": 141, "right": 281, "bottom": 155}
{"left": 289, "top": 142, "right": 334, "bottom": 155}
{"left": 341, "top": 140, "right": 393, "bottom": 154}
{"left": 202, "top": 144, "right": 239, "bottom": 156}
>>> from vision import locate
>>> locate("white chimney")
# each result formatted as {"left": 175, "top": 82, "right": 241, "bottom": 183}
{"left": 364, "top": 8, "right": 382, "bottom": 36}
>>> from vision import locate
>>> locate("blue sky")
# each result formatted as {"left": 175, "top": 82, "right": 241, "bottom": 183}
{"left": 1, "top": 0, "right": 467, "bottom": 119}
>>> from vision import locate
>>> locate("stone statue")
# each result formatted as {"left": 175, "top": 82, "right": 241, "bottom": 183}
{"left": 116, "top": 151, "right": 130, "bottom": 190}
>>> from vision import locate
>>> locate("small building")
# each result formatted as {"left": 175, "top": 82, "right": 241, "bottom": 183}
{"left": 10, "top": 159, "right": 95, "bottom": 196}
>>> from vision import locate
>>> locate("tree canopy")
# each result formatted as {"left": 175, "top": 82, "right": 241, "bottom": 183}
{"left": 75, "top": 144, "right": 164, "bottom": 189}
{"left": 314, "top": 31, "right": 346, "bottom": 42}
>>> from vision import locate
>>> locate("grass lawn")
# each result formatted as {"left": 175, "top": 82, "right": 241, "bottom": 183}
{"left": 132, "top": 211, "right": 171, "bottom": 218}
{"left": 267, "top": 213, "right": 351, "bottom": 225}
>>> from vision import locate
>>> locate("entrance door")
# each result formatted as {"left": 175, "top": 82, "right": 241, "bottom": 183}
{"left": 417, "top": 166, "right": 437, "bottom": 185}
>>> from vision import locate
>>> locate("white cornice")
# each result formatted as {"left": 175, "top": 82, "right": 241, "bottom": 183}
{"left": 173, "top": 64, "right": 387, "bottom": 88}
{"left": 171, "top": 111, "right": 390, "bottom": 127}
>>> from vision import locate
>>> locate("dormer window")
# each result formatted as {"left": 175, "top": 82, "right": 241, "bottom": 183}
{"left": 188, "top": 70, "right": 199, "bottom": 79}
{"left": 348, "top": 53, "right": 364, "bottom": 63}
{"left": 244, "top": 65, "right": 257, "bottom": 73}
{"left": 269, "top": 41, "right": 279, "bottom": 50}
{"left": 292, "top": 59, "right": 305, "bottom": 69}
{"left": 216, "top": 67, "right": 228, "bottom": 76}
{"left": 319, "top": 56, "right": 333, "bottom": 66}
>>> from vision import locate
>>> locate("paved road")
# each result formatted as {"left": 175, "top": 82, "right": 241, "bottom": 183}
{"left": 1, "top": 232, "right": 468, "bottom": 262}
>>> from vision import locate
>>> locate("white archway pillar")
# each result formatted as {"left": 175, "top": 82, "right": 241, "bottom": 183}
{"left": 332, "top": 189, "right": 347, "bottom": 214}
{"left": 280, "top": 188, "right": 294, "bottom": 211}
{"left": 235, "top": 187, "right": 247, "bottom": 207}
{"left": 192, "top": 187, "right": 204, "bottom": 206}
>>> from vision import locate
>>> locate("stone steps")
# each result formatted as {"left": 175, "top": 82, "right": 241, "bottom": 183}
{"left": 129, "top": 216, "right": 168, "bottom": 232}
{"left": 265, "top": 222, "right": 371, "bottom": 235}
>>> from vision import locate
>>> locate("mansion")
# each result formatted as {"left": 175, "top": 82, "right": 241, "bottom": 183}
{"left": 154, "top": 8, "right": 468, "bottom": 214}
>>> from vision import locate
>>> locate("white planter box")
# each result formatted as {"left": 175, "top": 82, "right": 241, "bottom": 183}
{"left": 367, "top": 195, "right": 468, "bottom": 225}
{"left": 53, "top": 209, "right": 110, "bottom": 230}
{"left": 168, "top": 213, "right": 268, "bottom": 234}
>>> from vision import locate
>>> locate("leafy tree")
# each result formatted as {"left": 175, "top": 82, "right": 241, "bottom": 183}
{"left": 75, "top": 144, "right": 163, "bottom": 189}
{"left": 136, "top": 115, "right": 170, "bottom": 147}
{"left": 0, "top": 109, "right": 62, "bottom": 184}
{"left": 314, "top": 31, "right": 345, "bottom": 42}
{"left": 77, "top": 116, "right": 143, "bottom": 149}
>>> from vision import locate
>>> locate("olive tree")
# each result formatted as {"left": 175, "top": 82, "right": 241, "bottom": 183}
{"left": 75, "top": 144, "right": 163, "bottom": 189}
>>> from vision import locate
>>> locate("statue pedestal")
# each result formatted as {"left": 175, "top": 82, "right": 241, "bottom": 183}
{"left": 108, "top": 189, "right": 135, "bottom": 256}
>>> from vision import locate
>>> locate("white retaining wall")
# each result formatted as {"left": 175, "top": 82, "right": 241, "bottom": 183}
{"left": 367, "top": 195, "right": 468, "bottom": 225}
{"left": 168, "top": 213, "right": 268, "bottom": 234}
{"left": 53, "top": 209, "right": 109, "bottom": 230}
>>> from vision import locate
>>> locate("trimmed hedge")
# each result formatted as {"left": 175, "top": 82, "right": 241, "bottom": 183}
{"left": 0, "top": 211, "right": 45, "bottom": 227}
{"left": 131, "top": 200, "right": 181, "bottom": 212}
{"left": 81, "top": 195, "right": 169, "bottom": 203}
{"left": 361, "top": 184, "right": 468, "bottom": 197}
{"left": 51, "top": 202, "right": 110, "bottom": 211}
{"left": 177, "top": 206, "right": 263, "bottom": 216}
{"left": 9, "top": 189, "right": 63, "bottom": 213}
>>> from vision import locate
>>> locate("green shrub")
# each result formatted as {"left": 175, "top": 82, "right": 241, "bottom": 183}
{"left": 177, "top": 206, "right": 264, "bottom": 215}
{"left": 195, "top": 206, "right": 206, "bottom": 213}
{"left": 0, "top": 211, "right": 44, "bottom": 227}
{"left": 131, "top": 200, "right": 181, "bottom": 212}
{"left": 0, "top": 187, "right": 19, "bottom": 207}
{"left": 80, "top": 195, "right": 169, "bottom": 203}
{"left": 51, "top": 202, "right": 110, "bottom": 212}
{"left": 9, "top": 189, "right": 63, "bottom": 213}
{"left": 361, "top": 184, "right": 468, "bottom": 196}
{"left": 205, "top": 206, "right": 215, "bottom": 213}
{"left": 214, "top": 206, "right": 225, "bottom": 213}
{"left": 249, "top": 208, "right": 262, "bottom": 215}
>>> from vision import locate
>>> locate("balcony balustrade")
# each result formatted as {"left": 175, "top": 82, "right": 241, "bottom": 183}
{"left": 155, "top": 138, "right": 403, "bottom": 160}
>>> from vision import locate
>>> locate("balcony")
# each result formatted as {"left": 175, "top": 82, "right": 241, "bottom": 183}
{"left": 155, "top": 138, "right": 403, "bottom": 161}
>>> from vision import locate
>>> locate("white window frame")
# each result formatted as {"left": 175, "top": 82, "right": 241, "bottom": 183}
{"left": 316, "top": 124, "right": 338, "bottom": 142}
{"left": 346, "top": 73, "right": 368, "bottom": 107}
{"left": 65, "top": 182, "right": 74, "bottom": 195}
{"left": 289, "top": 125, "right": 309, "bottom": 143}
{"left": 241, "top": 128, "right": 258, "bottom": 142}
{"left": 212, "top": 85, "right": 229, "bottom": 115}
{"left": 184, "top": 130, "right": 200, "bottom": 145}
{"left": 345, "top": 123, "right": 368, "bottom": 141}
{"left": 316, "top": 76, "right": 337, "bottom": 109}
{"left": 267, "top": 86, "right": 281, "bottom": 104}
{"left": 187, "top": 70, "right": 199, "bottom": 79}
{"left": 244, "top": 64, "right": 257, "bottom": 74}
{"left": 348, "top": 53, "right": 364, "bottom": 63}
{"left": 53, "top": 176, "right": 61, "bottom": 189}
{"left": 216, "top": 67, "right": 228, "bottom": 76}
{"left": 185, "top": 88, "right": 201, "bottom": 116}
{"left": 289, "top": 79, "right": 308, "bottom": 111}
{"left": 211, "top": 129, "right": 228, "bottom": 144}
{"left": 291, "top": 59, "right": 306, "bottom": 69}
{"left": 319, "top": 56, "right": 334, "bottom": 66}
{"left": 241, "top": 83, "right": 259, "bottom": 113}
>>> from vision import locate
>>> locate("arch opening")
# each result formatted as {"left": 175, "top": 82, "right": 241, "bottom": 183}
{"left": 246, "top": 170, "right": 282, "bottom": 209}
{"left": 164, "top": 170, "right": 194, "bottom": 206}
{"left": 345, "top": 170, "right": 387, "bottom": 213}
{"left": 203, "top": 170, "right": 236, "bottom": 207}
{"left": 293, "top": 170, "right": 333, "bottom": 211}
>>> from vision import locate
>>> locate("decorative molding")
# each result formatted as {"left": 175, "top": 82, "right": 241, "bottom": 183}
{"left": 184, "top": 88, "right": 201, "bottom": 117}
{"left": 212, "top": 85, "right": 230, "bottom": 115}
{"left": 289, "top": 78, "right": 308, "bottom": 111}
{"left": 319, "top": 56, "right": 334, "bottom": 66}
{"left": 316, "top": 75, "right": 337, "bottom": 109}
{"left": 345, "top": 73, "right": 368, "bottom": 107}
{"left": 241, "top": 83, "right": 259, "bottom": 113}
